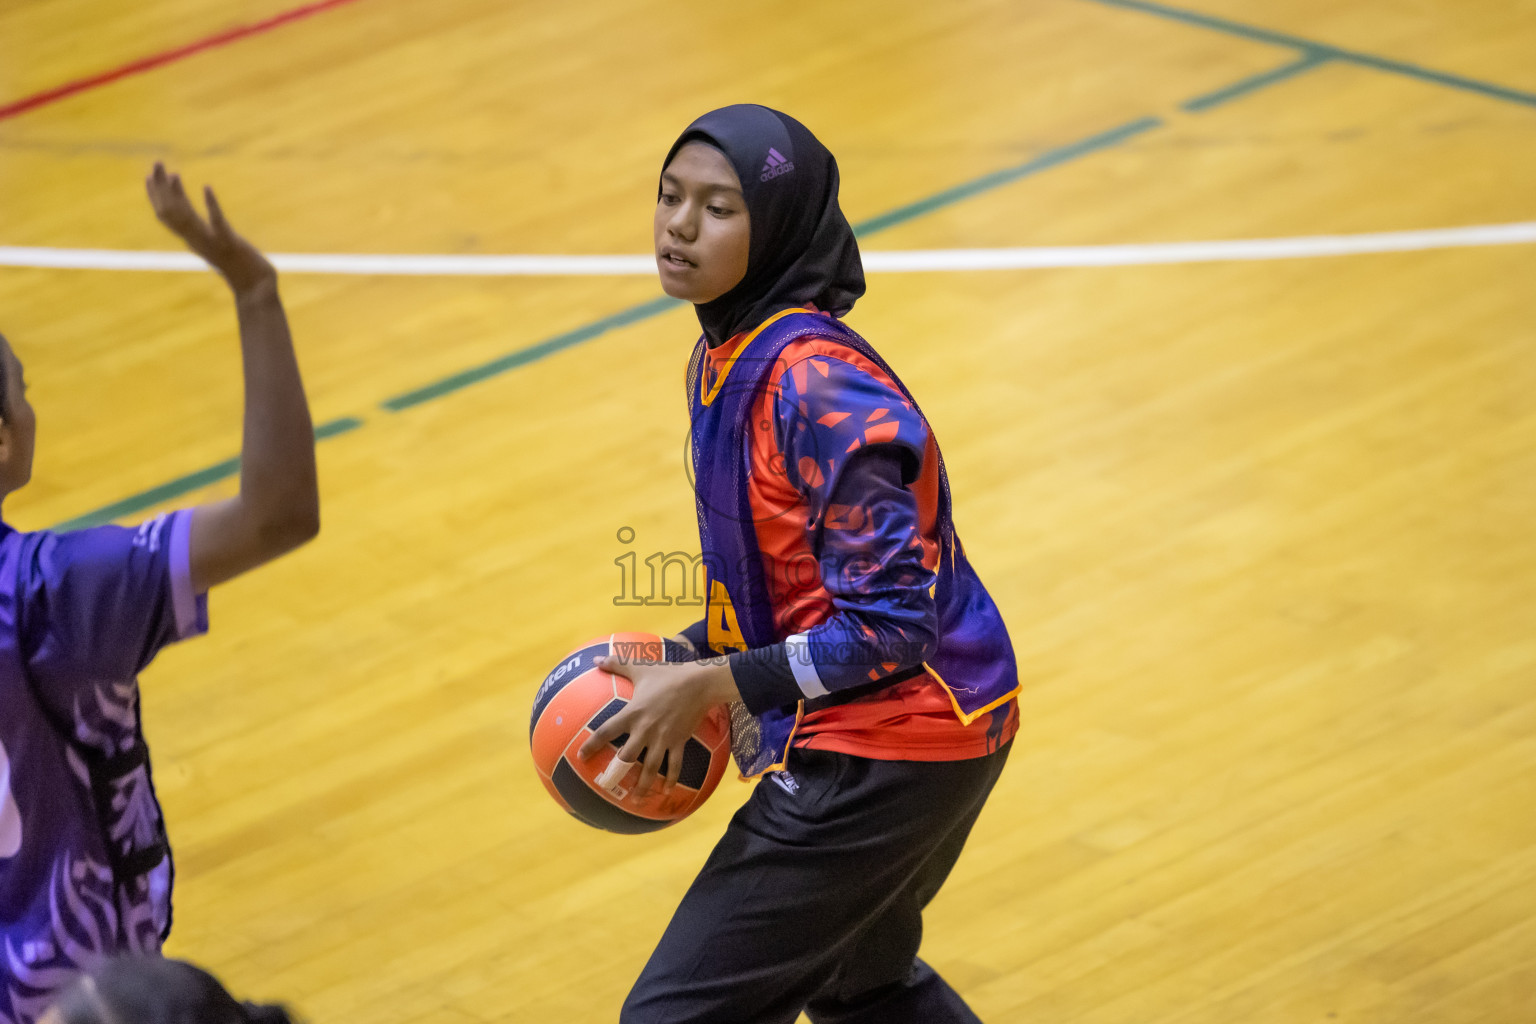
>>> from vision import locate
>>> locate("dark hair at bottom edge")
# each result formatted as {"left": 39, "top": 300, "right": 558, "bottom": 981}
{"left": 241, "top": 1001, "right": 298, "bottom": 1024}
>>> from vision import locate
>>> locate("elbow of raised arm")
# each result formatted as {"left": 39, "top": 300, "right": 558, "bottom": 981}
{"left": 258, "top": 498, "right": 320, "bottom": 553}
{"left": 291, "top": 502, "right": 321, "bottom": 546}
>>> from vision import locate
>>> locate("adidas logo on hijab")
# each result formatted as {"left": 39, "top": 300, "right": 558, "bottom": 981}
{"left": 660, "top": 104, "right": 865, "bottom": 348}
{"left": 760, "top": 147, "right": 795, "bottom": 181}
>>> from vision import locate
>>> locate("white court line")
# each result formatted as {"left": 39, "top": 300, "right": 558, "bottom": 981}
{"left": 2, "top": 222, "right": 1533, "bottom": 275}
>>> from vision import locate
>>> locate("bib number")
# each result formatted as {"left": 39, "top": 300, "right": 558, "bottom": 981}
{"left": 707, "top": 578, "right": 747, "bottom": 654}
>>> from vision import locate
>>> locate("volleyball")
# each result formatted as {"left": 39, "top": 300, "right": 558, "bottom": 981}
{"left": 529, "top": 632, "right": 731, "bottom": 833}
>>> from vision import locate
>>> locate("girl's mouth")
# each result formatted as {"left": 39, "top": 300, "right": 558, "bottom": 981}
{"left": 660, "top": 250, "right": 695, "bottom": 269}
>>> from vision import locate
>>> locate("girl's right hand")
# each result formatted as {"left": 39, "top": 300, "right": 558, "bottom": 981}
{"left": 145, "top": 162, "right": 276, "bottom": 297}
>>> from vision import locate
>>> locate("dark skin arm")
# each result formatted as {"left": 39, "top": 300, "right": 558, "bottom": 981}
{"left": 145, "top": 163, "right": 319, "bottom": 592}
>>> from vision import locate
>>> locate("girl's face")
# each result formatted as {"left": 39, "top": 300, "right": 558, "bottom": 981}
{"left": 0, "top": 338, "right": 35, "bottom": 500}
{"left": 654, "top": 142, "right": 750, "bottom": 305}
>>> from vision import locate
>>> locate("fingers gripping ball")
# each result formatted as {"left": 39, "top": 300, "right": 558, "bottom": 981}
{"left": 530, "top": 632, "right": 730, "bottom": 834}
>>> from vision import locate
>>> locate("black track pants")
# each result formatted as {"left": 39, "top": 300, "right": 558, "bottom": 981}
{"left": 620, "top": 741, "right": 1011, "bottom": 1024}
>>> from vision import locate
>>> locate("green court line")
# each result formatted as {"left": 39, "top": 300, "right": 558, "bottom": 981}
{"left": 36, "top": 5, "right": 1536, "bottom": 532}
{"left": 1183, "top": 50, "right": 1331, "bottom": 113}
{"left": 1081, "top": 0, "right": 1536, "bottom": 110}
{"left": 850, "top": 116, "right": 1163, "bottom": 236}
{"left": 48, "top": 67, "right": 1308, "bottom": 532}
{"left": 51, "top": 416, "right": 364, "bottom": 531}
{"left": 379, "top": 115, "right": 1165, "bottom": 413}
{"left": 313, "top": 416, "right": 365, "bottom": 440}
{"left": 381, "top": 294, "right": 683, "bottom": 411}
{"left": 379, "top": 115, "right": 1164, "bottom": 413}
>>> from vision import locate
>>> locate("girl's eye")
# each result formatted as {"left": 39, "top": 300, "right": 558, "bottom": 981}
{"left": 708, "top": 206, "right": 732, "bottom": 216}
{"left": 660, "top": 193, "right": 680, "bottom": 205}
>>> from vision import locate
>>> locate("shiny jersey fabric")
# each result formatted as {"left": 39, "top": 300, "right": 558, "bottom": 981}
{"left": 0, "top": 512, "right": 206, "bottom": 1024}
{"left": 687, "top": 309, "right": 1019, "bottom": 777}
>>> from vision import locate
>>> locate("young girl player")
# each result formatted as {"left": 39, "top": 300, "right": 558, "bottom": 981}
{"left": 580, "top": 105, "right": 1020, "bottom": 1023}
{"left": 0, "top": 164, "right": 320, "bottom": 1024}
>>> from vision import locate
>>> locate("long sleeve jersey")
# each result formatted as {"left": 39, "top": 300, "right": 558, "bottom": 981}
{"left": 694, "top": 326, "right": 1017, "bottom": 761}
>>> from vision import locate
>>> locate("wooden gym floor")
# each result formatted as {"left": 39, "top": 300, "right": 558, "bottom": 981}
{"left": 2, "top": 1, "right": 1533, "bottom": 1020}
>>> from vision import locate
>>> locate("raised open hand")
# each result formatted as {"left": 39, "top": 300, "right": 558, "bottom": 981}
{"left": 146, "top": 162, "right": 275, "bottom": 296}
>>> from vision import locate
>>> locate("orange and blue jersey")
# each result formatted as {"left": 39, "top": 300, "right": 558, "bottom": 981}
{"left": 685, "top": 308, "right": 1019, "bottom": 777}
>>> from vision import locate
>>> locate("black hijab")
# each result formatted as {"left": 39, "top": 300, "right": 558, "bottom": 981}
{"left": 661, "top": 104, "right": 865, "bottom": 346}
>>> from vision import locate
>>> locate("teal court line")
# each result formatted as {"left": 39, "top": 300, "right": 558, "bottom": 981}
{"left": 383, "top": 295, "right": 682, "bottom": 411}
{"left": 53, "top": 110, "right": 1183, "bottom": 530}
{"left": 51, "top": 416, "right": 364, "bottom": 531}
{"left": 386, "top": 115, "right": 1164, "bottom": 413}
{"left": 1183, "top": 50, "right": 1331, "bottom": 113}
{"left": 1079, "top": 0, "right": 1536, "bottom": 110}
{"left": 849, "top": 117, "right": 1162, "bottom": 236}
{"left": 70, "top": 2, "right": 1522, "bottom": 532}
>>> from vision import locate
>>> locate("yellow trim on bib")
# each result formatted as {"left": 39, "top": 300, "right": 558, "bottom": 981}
{"left": 738, "top": 700, "right": 806, "bottom": 781}
{"left": 924, "top": 661, "right": 1022, "bottom": 726}
{"left": 700, "top": 307, "right": 812, "bottom": 407}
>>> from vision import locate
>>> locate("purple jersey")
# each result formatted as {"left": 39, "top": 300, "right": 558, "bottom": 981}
{"left": 0, "top": 511, "right": 206, "bottom": 1024}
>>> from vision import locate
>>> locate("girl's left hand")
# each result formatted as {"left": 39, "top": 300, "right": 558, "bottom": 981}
{"left": 145, "top": 162, "right": 276, "bottom": 297}
{"left": 578, "top": 656, "right": 739, "bottom": 797}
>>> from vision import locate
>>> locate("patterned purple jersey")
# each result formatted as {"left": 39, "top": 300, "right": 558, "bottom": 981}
{"left": 0, "top": 511, "right": 206, "bottom": 1024}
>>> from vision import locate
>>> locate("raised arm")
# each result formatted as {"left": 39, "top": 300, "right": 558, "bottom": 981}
{"left": 145, "top": 163, "right": 319, "bottom": 593}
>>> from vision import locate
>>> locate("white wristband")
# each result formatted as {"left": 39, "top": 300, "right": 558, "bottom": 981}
{"left": 785, "top": 632, "right": 828, "bottom": 699}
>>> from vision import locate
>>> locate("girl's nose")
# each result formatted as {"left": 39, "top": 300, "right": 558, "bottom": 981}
{"left": 668, "top": 203, "right": 696, "bottom": 241}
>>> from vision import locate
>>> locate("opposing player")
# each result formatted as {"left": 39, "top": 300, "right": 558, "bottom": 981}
{"left": 0, "top": 164, "right": 320, "bottom": 1024}
{"left": 579, "top": 105, "right": 1020, "bottom": 1022}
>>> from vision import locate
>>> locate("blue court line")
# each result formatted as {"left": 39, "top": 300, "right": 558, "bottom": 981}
{"left": 1080, "top": 0, "right": 1536, "bottom": 110}
{"left": 1183, "top": 50, "right": 1331, "bottom": 113}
